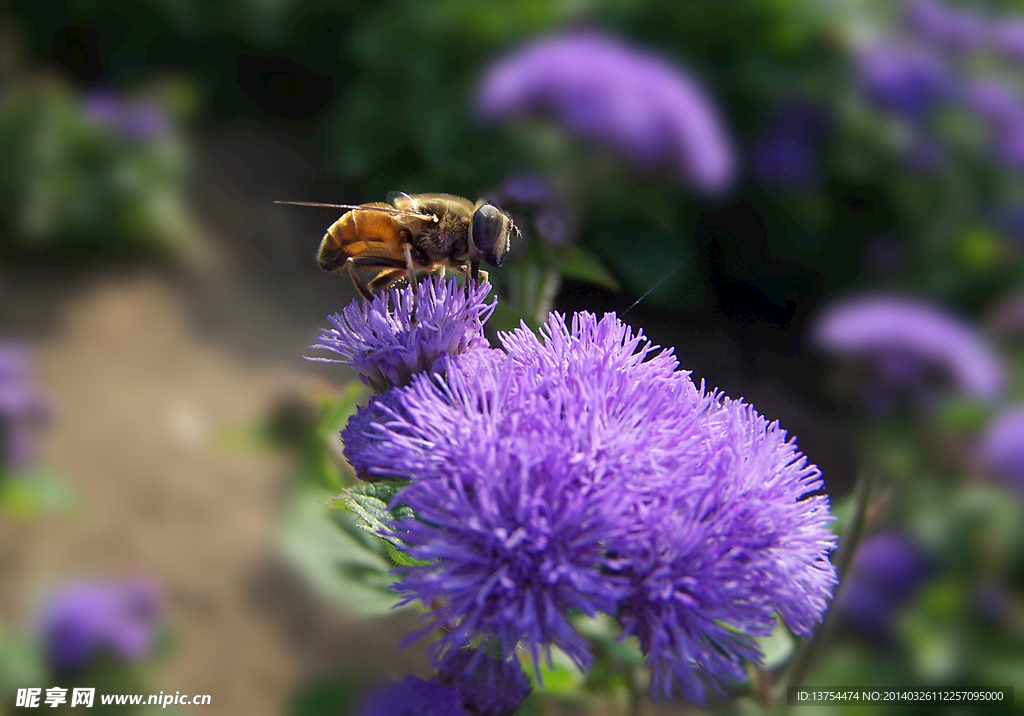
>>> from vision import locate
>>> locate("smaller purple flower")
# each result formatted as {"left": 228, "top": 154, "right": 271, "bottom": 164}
{"left": 439, "top": 649, "right": 531, "bottom": 716}
{"left": 812, "top": 295, "right": 1004, "bottom": 401}
{"left": 855, "top": 42, "right": 952, "bottom": 120}
{"left": 82, "top": 91, "right": 170, "bottom": 141}
{"left": 750, "top": 102, "right": 830, "bottom": 187}
{"left": 486, "top": 174, "right": 576, "bottom": 247}
{"left": 476, "top": 31, "right": 735, "bottom": 194}
{"left": 38, "top": 579, "right": 162, "bottom": 675}
{"left": 500, "top": 175, "right": 552, "bottom": 205}
{"left": 357, "top": 676, "right": 469, "bottom": 716}
{"left": 0, "top": 343, "right": 50, "bottom": 471}
{"left": 904, "top": 0, "right": 989, "bottom": 51}
{"left": 836, "top": 532, "right": 930, "bottom": 643}
{"left": 308, "top": 276, "right": 496, "bottom": 393}
{"left": 980, "top": 405, "right": 1024, "bottom": 494}
{"left": 991, "top": 19, "right": 1024, "bottom": 63}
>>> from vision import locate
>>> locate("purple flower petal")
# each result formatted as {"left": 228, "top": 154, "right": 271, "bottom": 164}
{"left": 308, "top": 276, "right": 496, "bottom": 393}
{"left": 38, "top": 579, "right": 163, "bottom": 675}
{"left": 813, "top": 295, "right": 1004, "bottom": 400}
{"left": 476, "top": 31, "right": 735, "bottom": 194}
{"left": 980, "top": 405, "right": 1024, "bottom": 493}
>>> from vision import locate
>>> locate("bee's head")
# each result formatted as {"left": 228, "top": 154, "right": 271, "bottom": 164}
{"left": 468, "top": 201, "right": 516, "bottom": 267}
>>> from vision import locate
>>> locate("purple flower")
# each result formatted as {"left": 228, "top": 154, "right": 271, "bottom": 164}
{"left": 836, "top": 532, "right": 930, "bottom": 643}
{"left": 812, "top": 295, "right": 1004, "bottom": 401}
{"left": 357, "top": 676, "right": 469, "bottom": 716}
{"left": 992, "top": 19, "right": 1024, "bottom": 63}
{"left": 904, "top": 0, "right": 988, "bottom": 51}
{"left": 351, "top": 311, "right": 836, "bottom": 701}
{"left": 485, "top": 174, "right": 576, "bottom": 247}
{"left": 82, "top": 91, "right": 170, "bottom": 141}
{"left": 439, "top": 649, "right": 531, "bottom": 716}
{"left": 38, "top": 579, "right": 162, "bottom": 675}
{"left": 0, "top": 343, "right": 50, "bottom": 470}
{"left": 980, "top": 405, "right": 1024, "bottom": 493}
{"left": 476, "top": 31, "right": 735, "bottom": 194}
{"left": 308, "top": 276, "right": 496, "bottom": 393}
{"left": 856, "top": 42, "right": 952, "bottom": 120}
{"left": 750, "top": 102, "right": 830, "bottom": 187}
{"left": 616, "top": 397, "right": 837, "bottom": 701}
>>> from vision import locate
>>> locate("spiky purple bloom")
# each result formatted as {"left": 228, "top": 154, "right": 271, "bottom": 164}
{"left": 476, "top": 31, "right": 735, "bottom": 194}
{"left": 38, "top": 579, "right": 162, "bottom": 675}
{"left": 357, "top": 676, "right": 469, "bottom": 716}
{"left": 980, "top": 405, "right": 1024, "bottom": 494}
{"left": 835, "top": 532, "right": 930, "bottom": 643}
{"left": 439, "top": 649, "right": 531, "bottom": 716}
{"left": 855, "top": 42, "right": 952, "bottom": 120}
{"left": 308, "top": 276, "right": 495, "bottom": 393}
{"left": 813, "top": 295, "right": 1004, "bottom": 400}
{"left": 356, "top": 312, "right": 836, "bottom": 701}
{"left": 0, "top": 343, "right": 49, "bottom": 470}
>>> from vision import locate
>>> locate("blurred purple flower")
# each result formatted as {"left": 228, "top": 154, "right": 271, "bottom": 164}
{"left": 856, "top": 42, "right": 952, "bottom": 120}
{"left": 357, "top": 676, "right": 469, "bottom": 716}
{"left": 82, "top": 91, "right": 170, "bottom": 141}
{"left": 836, "top": 532, "right": 930, "bottom": 643}
{"left": 486, "top": 174, "right": 576, "bottom": 247}
{"left": 751, "top": 102, "right": 830, "bottom": 187}
{"left": 352, "top": 311, "right": 835, "bottom": 702}
{"left": 813, "top": 295, "right": 1004, "bottom": 400}
{"left": 39, "top": 579, "right": 162, "bottom": 675}
{"left": 500, "top": 175, "right": 551, "bottom": 205}
{"left": 904, "top": 0, "right": 988, "bottom": 51}
{"left": 991, "top": 19, "right": 1024, "bottom": 62}
{"left": 960, "top": 80, "right": 1024, "bottom": 169}
{"left": 0, "top": 343, "right": 50, "bottom": 471}
{"left": 308, "top": 276, "right": 496, "bottom": 393}
{"left": 439, "top": 649, "right": 531, "bottom": 716}
{"left": 476, "top": 31, "right": 735, "bottom": 194}
{"left": 980, "top": 405, "right": 1024, "bottom": 493}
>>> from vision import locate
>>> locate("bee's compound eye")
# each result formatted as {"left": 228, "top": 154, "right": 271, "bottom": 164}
{"left": 472, "top": 204, "right": 503, "bottom": 252}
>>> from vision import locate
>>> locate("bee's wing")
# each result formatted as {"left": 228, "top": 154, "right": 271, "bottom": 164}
{"left": 275, "top": 200, "right": 435, "bottom": 222}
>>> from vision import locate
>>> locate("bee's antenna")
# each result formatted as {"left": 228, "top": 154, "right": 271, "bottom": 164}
{"left": 620, "top": 256, "right": 693, "bottom": 318}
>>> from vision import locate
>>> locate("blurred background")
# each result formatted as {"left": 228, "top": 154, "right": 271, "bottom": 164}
{"left": 0, "top": 0, "right": 1022, "bottom": 713}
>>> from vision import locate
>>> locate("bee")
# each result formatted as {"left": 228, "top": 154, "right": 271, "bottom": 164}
{"left": 277, "top": 192, "right": 518, "bottom": 300}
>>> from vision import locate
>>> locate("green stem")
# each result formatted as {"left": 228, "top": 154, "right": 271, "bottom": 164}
{"left": 783, "top": 460, "right": 876, "bottom": 693}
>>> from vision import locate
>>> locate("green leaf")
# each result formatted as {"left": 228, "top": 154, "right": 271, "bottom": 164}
{"left": 277, "top": 487, "right": 401, "bottom": 616}
{"left": 331, "top": 481, "right": 427, "bottom": 567}
{"left": 552, "top": 246, "right": 620, "bottom": 291}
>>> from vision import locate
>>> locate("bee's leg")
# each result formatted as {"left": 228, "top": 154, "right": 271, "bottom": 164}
{"left": 403, "top": 244, "right": 420, "bottom": 323}
{"left": 344, "top": 258, "right": 374, "bottom": 301}
{"left": 346, "top": 256, "right": 408, "bottom": 301}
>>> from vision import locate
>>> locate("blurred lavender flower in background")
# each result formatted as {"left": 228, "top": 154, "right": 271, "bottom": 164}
{"left": 484, "top": 174, "right": 575, "bottom": 247}
{"left": 307, "top": 277, "right": 495, "bottom": 393}
{"left": 439, "top": 649, "right": 531, "bottom": 716}
{"left": 855, "top": 41, "right": 952, "bottom": 121}
{"left": 960, "top": 80, "right": 1024, "bottom": 170}
{"left": 751, "top": 102, "right": 830, "bottom": 187}
{"left": 38, "top": 579, "right": 162, "bottom": 675}
{"left": 0, "top": 343, "right": 50, "bottom": 471}
{"left": 904, "top": 0, "right": 987, "bottom": 52}
{"left": 348, "top": 309, "right": 836, "bottom": 702}
{"left": 476, "top": 31, "right": 735, "bottom": 194}
{"left": 835, "top": 532, "right": 930, "bottom": 643}
{"left": 82, "top": 91, "right": 170, "bottom": 141}
{"left": 813, "top": 295, "right": 1004, "bottom": 401}
{"left": 357, "top": 676, "right": 469, "bottom": 716}
{"left": 980, "top": 406, "right": 1024, "bottom": 494}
